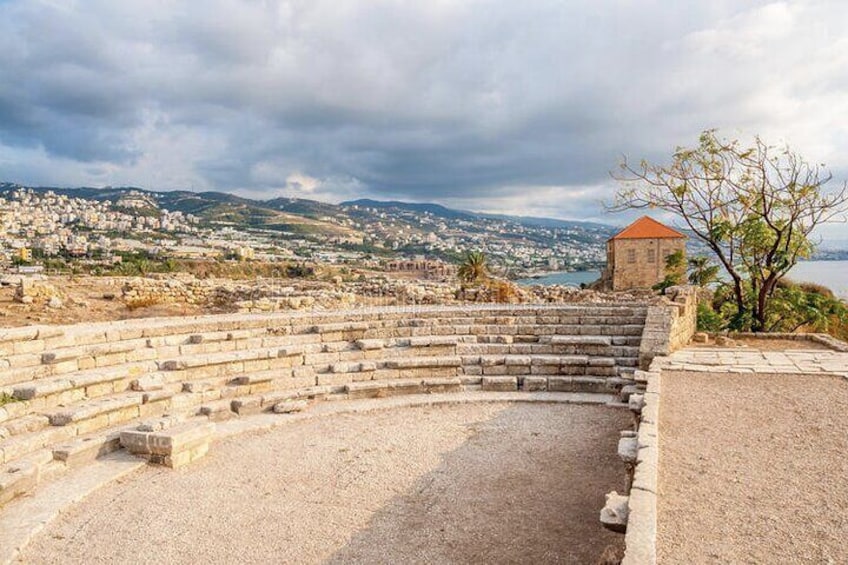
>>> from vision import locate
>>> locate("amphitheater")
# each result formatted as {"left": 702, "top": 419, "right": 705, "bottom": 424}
{"left": 1, "top": 287, "right": 847, "bottom": 564}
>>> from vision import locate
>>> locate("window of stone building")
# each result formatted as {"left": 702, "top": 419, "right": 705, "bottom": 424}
{"left": 627, "top": 249, "right": 636, "bottom": 263}
{"left": 647, "top": 248, "right": 656, "bottom": 263}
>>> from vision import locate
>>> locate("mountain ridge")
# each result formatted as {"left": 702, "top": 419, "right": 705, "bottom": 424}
{"left": 0, "top": 182, "right": 618, "bottom": 232}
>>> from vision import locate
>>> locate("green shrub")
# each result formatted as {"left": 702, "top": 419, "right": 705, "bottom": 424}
{"left": 696, "top": 302, "right": 724, "bottom": 333}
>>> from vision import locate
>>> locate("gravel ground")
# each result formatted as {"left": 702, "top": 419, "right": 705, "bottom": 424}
{"left": 658, "top": 371, "right": 848, "bottom": 564}
{"left": 22, "top": 402, "right": 629, "bottom": 564}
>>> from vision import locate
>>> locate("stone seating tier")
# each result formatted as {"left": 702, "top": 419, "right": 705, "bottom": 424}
{"left": 0, "top": 304, "right": 649, "bottom": 506}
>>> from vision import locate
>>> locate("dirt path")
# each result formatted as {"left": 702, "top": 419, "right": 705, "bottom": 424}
{"left": 21, "top": 403, "right": 629, "bottom": 564}
{"left": 657, "top": 371, "right": 848, "bottom": 564}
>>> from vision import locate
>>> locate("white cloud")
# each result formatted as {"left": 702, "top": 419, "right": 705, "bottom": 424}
{"left": 0, "top": 0, "right": 846, "bottom": 239}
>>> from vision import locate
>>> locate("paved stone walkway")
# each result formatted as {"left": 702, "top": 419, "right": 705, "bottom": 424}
{"left": 658, "top": 347, "right": 848, "bottom": 376}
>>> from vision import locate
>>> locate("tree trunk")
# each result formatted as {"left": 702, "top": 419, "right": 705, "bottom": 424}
{"left": 732, "top": 275, "right": 746, "bottom": 328}
{"left": 753, "top": 289, "right": 768, "bottom": 332}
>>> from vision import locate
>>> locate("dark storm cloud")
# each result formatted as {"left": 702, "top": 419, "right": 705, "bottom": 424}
{"left": 1, "top": 0, "right": 847, "bottom": 226}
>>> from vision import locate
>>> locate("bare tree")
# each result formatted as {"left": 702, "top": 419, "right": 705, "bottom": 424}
{"left": 609, "top": 129, "right": 848, "bottom": 331}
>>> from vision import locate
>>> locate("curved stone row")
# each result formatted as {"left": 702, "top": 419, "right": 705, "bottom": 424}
{"left": 0, "top": 303, "right": 651, "bottom": 507}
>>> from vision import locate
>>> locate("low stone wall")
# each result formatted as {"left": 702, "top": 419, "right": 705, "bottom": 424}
{"left": 120, "top": 274, "right": 664, "bottom": 313}
{"left": 637, "top": 286, "right": 698, "bottom": 369}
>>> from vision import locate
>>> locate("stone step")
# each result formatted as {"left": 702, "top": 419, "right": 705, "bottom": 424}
{"left": 456, "top": 342, "right": 641, "bottom": 356}
{"left": 384, "top": 356, "right": 463, "bottom": 369}
{"left": 0, "top": 422, "right": 77, "bottom": 466}
{"left": 0, "top": 304, "right": 649, "bottom": 348}
{"left": 0, "top": 456, "right": 43, "bottom": 506}
{"left": 0, "top": 414, "right": 51, "bottom": 439}
{"left": 47, "top": 394, "right": 145, "bottom": 427}
{"left": 462, "top": 354, "right": 634, "bottom": 377}
{"left": 11, "top": 362, "right": 154, "bottom": 405}
{"left": 520, "top": 375, "right": 630, "bottom": 394}
{"left": 344, "top": 377, "right": 464, "bottom": 399}
{"left": 51, "top": 431, "right": 123, "bottom": 467}
{"left": 39, "top": 390, "right": 176, "bottom": 442}
{"left": 198, "top": 399, "right": 238, "bottom": 421}
{"left": 158, "top": 347, "right": 287, "bottom": 371}
{"left": 399, "top": 336, "right": 466, "bottom": 348}
{"left": 181, "top": 367, "right": 316, "bottom": 396}
{"left": 0, "top": 347, "right": 160, "bottom": 388}
{"left": 0, "top": 340, "right": 152, "bottom": 382}
{"left": 546, "top": 335, "right": 612, "bottom": 346}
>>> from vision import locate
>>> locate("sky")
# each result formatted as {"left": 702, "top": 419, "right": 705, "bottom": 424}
{"left": 1, "top": 0, "right": 847, "bottom": 239}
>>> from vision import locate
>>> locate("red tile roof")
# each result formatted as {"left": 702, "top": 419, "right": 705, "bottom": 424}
{"left": 610, "top": 216, "right": 686, "bottom": 240}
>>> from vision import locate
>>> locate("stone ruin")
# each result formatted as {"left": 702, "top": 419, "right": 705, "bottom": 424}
{"left": 0, "top": 287, "right": 699, "bottom": 562}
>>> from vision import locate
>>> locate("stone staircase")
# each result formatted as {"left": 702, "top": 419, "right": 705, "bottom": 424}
{"left": 0, "top": 303, "right": 649, "bottom": 506}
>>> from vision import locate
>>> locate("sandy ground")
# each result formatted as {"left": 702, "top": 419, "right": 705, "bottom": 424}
{"left": 657, "top": 371, "right": 848, "bottom": 564}
{"left": 21, "top": 402, "right": 630, "bottom": 565}
{"left": 0, "top": 276, "right": 205, "bottom": 327}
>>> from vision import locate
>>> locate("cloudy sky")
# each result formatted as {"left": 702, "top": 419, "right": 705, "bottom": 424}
{"left": 1, "top": 0, "right": 847, "bottom": 236}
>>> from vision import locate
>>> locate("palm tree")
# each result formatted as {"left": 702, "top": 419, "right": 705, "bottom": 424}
{"left": 457, "top": 251, "right": 489, "bottom": 284}
{"left": 688, "top": 256, "right": 720, "bottom": 287}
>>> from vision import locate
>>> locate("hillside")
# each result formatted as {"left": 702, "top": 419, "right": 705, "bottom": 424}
{"left": 0, "top": 181, "right": 618, "bottom": 273}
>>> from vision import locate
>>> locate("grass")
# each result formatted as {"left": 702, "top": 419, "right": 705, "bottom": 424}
{"left": 0, "top": 392, "right": 18, "bottom": 407}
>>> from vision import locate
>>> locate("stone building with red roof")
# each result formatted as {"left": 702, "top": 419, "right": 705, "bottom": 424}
{"left": 601, "top": 216, "right": 686, "bottom": 290}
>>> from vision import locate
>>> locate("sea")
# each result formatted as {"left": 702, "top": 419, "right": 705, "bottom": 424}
{"left": 515, "top": 260, "right": 848, "bottom": 299}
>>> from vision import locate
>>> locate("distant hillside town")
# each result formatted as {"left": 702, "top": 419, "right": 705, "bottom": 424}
{"left": 0, "top": 182, "right": 611, "bottom": 278}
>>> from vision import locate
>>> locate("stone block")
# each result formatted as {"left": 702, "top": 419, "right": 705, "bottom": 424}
{"left": 481, "top": 376, "right": 517, "bottom": 392}
{"left": 52, "top": 434, "right": 121, "bottom": 467}
{"left": 145, "top": 421, "right": 215, "bottom": 458}
{"left": 385, "top": 356, "right": 461, "bottom": 369}
{"left": 423, "top": 377, "right": 462, "bottom": 393}
{"left": 292, "top": 366, "right": 315, "bottom": 380}
{"left": 355, "top": 339, "right": 385, "bottom": 351}
{"left": 13, "top": 379, "right": 71, "bottom": 401}
{"left": 550, "top": 335, "right": 611, "bottom": 346}
{"left": 522, "top": 376, "right": 547, "bottom": 392}
{"left": 480, "top": 356, "right": 505, "bottom": 367}
{"left": 0, "top": 461, "right": 38, "bottom": 506}
{"left": 599, "top": 491, "right": 629, "bottom": 533}
{"left": 183, "top": 380, "right": 214, "bottom": 393}
{"left": 618, "top": 437, "right": 638, "bottom": 464}
{"left": 547, "top": 376, "right": 576, "bottom": 392}
{"left": 131, "top": 374, "right": 165, "bottom": 392}
{"left": 504, "top": 355, "right": 531, "bottom": 366}
{"left": 344, "top": 381, "right": 389, "bottom": 399}
{"left": 199, "top": 400, "right": 237, "bottom": 421}
{"left": 629, "top": 393, "right": 645, "bottom": 412}
{"left": 316, "top": 372, "right": 354, "bottom": 386}
{"left": 230, "top": 396, "right": 263, "bottom": 416}
{"left": 272, "top": 399, "right": 309, "bottom": 414}
{"left": 619, "top": 384, "right": 642, "bottom": 403}
{"left": 229, "top": 373, "right": 273, "bottom": 386}
{"left": 161, "top": 442, "right": 209, "bottom": 469}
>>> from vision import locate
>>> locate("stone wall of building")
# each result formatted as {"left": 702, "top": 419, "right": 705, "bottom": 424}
{"left": 610, "top": 238, "right": 686, "bottom": 290}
